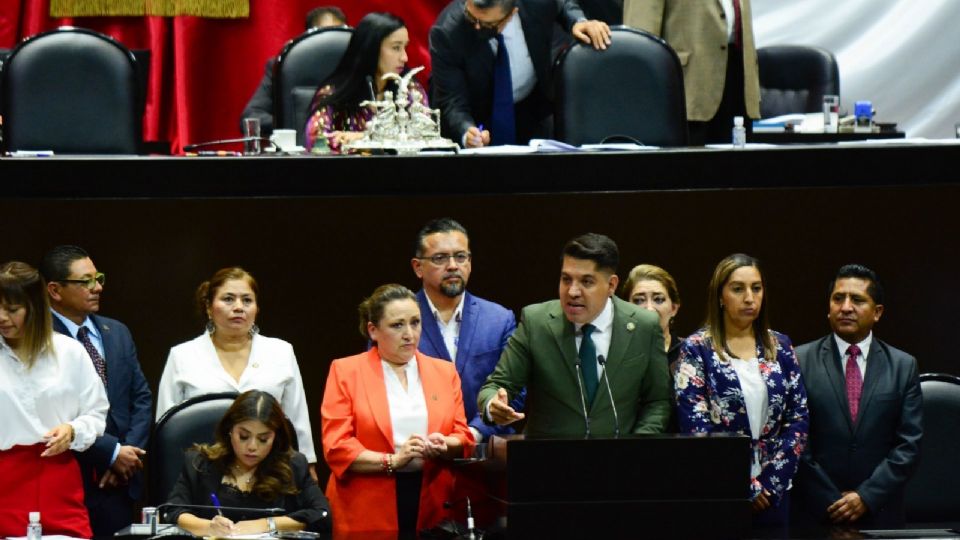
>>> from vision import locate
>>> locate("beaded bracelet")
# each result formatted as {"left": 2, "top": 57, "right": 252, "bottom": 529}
{"left": 380, "top": 452, "right": 395, "bottom": 475}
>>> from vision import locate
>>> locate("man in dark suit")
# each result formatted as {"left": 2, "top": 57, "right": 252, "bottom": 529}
{"left": 478, "top": 233, "right": 670, "bottom": 437}
{"left": 411, "top": 218, "right": 521, "bottom": 443}
{"left": 239, "top": 6, "right": 347, "bottom": 136}
{"left": 40, "top": 246, "right": 153, "bottom": 536}
{"left": 430, "top": 0, "right": 611, "bottom": 147}
{"left": 794, "top": 264, "right": 922, "bottom": 531}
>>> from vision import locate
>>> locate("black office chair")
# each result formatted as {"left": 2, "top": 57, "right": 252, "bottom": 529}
{"left": 273, "top": 26, "right": 352, "bottom": 145}
{"left": 1, "top": 27, "right": 142, "bottom": 154}
{"left": 904, "top": 373, "right": 960, "bottom": 523}
{"left": 553, "top": 26, "right": 688, "bottom": 147}
{"left": 757, "top": 45, "right": 839, "bottom": 118}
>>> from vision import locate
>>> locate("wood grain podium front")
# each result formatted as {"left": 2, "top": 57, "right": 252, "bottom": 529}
{"left": 485, "top": 433, "right": 752, "bottom": 539}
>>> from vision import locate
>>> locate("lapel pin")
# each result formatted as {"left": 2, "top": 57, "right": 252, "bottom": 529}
{"left": 626, "top": 322, "right": 636, "bottom": 332}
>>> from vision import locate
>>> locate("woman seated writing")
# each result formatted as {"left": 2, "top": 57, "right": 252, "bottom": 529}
{"left": 165, "top": 390, "right": 331, "bottom": 535}
{"left": 304, "top": 12, "right": 428, "bottom": 153}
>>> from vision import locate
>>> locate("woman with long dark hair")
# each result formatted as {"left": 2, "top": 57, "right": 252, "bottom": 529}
{"left": 0, "top": 261, "right": 108, "bottom": 538}
{"left": 165, "top": 390, "right": 330, "bottom": 535}
{"left": 304, "top": 12, "right": 428, "bottom": 153}
{"left": 674, "top": 254, "right": 808, "bottom": 528}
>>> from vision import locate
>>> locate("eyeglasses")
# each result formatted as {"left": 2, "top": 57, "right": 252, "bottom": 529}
{"left": 462, "top": 2, "right": 514, "bottom": 31}
{"left": 417, "top": 252, "right": 472, "bottom": 266}
{"left": 59, "top": 272, "right": 106, "bottom": 290}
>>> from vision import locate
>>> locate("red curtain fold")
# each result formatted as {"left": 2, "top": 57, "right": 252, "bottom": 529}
{"left": 0, "top": 0, "right": 448, "bottom": 153}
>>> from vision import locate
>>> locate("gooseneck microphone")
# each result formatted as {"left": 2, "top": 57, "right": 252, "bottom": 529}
{"left": 573, "top": 360, "right": 592, "bottom": 438}
{"left": 597, "top": 355, "right": 620, "bottom": 438}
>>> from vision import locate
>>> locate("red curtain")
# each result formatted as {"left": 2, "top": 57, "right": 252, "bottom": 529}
{"left": 0, "top": 0, "right": 448, "bottom": 153}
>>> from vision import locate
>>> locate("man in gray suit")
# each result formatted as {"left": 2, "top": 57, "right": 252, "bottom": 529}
{"left": 794, "top": 264, "right": 922, "bottom": 530}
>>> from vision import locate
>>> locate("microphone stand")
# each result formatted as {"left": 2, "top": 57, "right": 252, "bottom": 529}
{"left": 573, "top": 361, "right": 591, "bottom": 438}
{"left": 597, "top": 355, "right": 620, "bottom": 438}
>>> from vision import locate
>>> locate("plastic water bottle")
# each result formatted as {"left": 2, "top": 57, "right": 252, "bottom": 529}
{"left": 732, "top": 116, "right": 746, "bottom": 148}
{"left": 27, "top": 512, "right": 42, "bottom": 540}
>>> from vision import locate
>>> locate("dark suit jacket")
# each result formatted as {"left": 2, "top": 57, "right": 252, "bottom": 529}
{"left": 240, "top": 58, "right": 276, "bottom": 135}
{"left": 56, "top": 314, "right": 153, "bottom": 503}
{"left": 166, "top": 450, "right": 330, "bottom": 532}
{"left": 794, "top": 335, "right": 922, "bottom": 529}
{"left": 416, "top": 289, "right": 523, "bottom": 439}
{"left": 429, "top": 0, "right": 586, "bottom": 143}
{"left": 478, "top": 297, "right": 671, "bottom": 437}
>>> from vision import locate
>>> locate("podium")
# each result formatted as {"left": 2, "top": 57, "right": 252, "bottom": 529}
{"left": 486, "top": 433, "right": 752, "bottom": 539}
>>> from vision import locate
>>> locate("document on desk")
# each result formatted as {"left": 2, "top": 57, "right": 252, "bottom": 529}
{"left": 458, "top": 139, "right": 658, "bottom": 154}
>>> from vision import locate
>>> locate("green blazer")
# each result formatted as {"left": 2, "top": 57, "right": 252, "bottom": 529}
{"left": 478, "top": 297, "right": 671, "bottom": 437}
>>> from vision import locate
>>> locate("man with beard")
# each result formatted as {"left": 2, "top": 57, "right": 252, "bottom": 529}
{"left": 411, "top": 218, "right": 522, "bottom": 443}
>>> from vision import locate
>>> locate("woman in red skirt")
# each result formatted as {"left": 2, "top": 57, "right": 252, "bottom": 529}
{"left": 0, "top": 261, "right": 109, "bottom": 538}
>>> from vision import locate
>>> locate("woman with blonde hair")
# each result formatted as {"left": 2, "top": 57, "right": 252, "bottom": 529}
{"left": 620, "top": 263, "right": 682, "bottom": 366}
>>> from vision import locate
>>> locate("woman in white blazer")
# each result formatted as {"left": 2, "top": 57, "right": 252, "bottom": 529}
{"left": 156, "top": 267, "right": 317, "bottom": 478}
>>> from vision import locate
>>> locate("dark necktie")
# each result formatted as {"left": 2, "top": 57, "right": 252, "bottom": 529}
{"left": 845, "top": 344, "right": 863, "bottom": 421}
{"left": 732, "top": 0, "right": 743, "bottom": 49}
{"left": 490, "top": 33, "right": 516, "bottom": 145}
{"left": 579, "top": 324, "right": 598, "bottom": 405}
{"left": 77, "top": 326, "right": 107, "bottom": 386}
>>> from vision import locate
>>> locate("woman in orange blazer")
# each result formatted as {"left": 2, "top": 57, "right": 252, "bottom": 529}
{"left": 321, "top": 284, "right": 474, "bottom": 535}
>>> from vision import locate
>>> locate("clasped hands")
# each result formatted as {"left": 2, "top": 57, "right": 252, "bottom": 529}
{"left": 827, "top": 491, "right": 867, "bottom": 523}
{"left": 488, "top": 387, "right": 525, "bottom": 426}
{"left": 101, "top": 445, "right": 147, "bottom": 488}
{"left": 394, "top": 433, "right": 450, "bottom": 467}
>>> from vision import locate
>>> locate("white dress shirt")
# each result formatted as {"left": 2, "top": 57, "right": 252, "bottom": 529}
{"left": 574, "top": 297, "right": 614, "bottom": 380}
{"left": 155, "top": 332, "right": 317, "bottom": 462}
{"left": 1, "top": 333, "right": 108, "bottom": 451}
{"left": 424, "top": 293, "right": 464, "bottom": 360}
{"left": 382, "top": 357, "right": 428, "bottom": 472}
{"left": 835, "top": 332, "right": 872, "bottom": 379}
{"left": 492, "top": 14, "right": 536, "bottom": 103}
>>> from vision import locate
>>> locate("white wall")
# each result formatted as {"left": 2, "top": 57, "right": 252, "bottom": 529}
{"left": 753, "top": 0, "right": 960, "bottom": 138}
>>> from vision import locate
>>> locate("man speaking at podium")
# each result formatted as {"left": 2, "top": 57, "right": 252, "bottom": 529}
{"left": 478, "top": 233, "right": 670, "bottom": 437}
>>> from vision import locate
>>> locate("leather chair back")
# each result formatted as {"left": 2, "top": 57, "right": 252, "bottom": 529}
{"left": 904, "top": 373, "right": 960, "bottom": 522}
{"left": 273, "top": 26, "right": 352, "bottom": 144}
{"left": 1, "top": 27, "right": 141, "bottom": 154}
{"left": 554, "top": 26, "right": 688, "bottom": 147}
{"left": 757, "top": 45, "right": 839, "bottom": 118}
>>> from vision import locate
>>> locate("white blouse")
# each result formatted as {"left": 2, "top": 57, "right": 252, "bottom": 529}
{"left": 382, "top": 357, "right": 428, "bottom": 472}
{"left": 1, "top": 333, "right": 108, "bottom": 452}
{"left": 730, "top": 357, "right": 769, "bottom": 478}
{"left": 155, "top": 332, "right": 316, "bottom": 462}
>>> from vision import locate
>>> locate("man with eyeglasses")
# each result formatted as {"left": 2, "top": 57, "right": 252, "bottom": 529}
{"left": 411, "top": 218, "right": 522, "bottom": 444}
{"left": 430, "top": 0, "right": 611, "bottom": 148}
{"left": 39, "top": 245, "right": 152, "bottom": 537}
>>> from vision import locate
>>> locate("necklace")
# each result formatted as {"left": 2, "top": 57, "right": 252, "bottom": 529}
{"left": 232, "top": 464, "right": 256, "bottom": 486}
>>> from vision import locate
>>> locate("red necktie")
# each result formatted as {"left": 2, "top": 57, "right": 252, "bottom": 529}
{"left": 845, "top": 344, "right": 862, "bottom": 421}
{"left": 733, "top": 0, "right": 743, "bottom": 49}
{"left": 78, "top": 326, "right": 108, "bottom": 386}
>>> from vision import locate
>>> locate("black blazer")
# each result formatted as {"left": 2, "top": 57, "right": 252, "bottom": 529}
{"left": 57, "top": 314, "right": 153, "bottom": 502}
{"left": 429, "top": 0, "right": 585, "bottom": 143}
{"left": 793, "top": 335, "right": 923, "bottom": 529}
{"left": 166, "top": 450, "right": 331, "bottom": 532}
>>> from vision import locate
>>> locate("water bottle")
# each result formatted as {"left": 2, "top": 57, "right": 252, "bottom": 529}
{"left": 27, "top": 512, "right": 42, "bottom": 540}
{"left": 732, "top": 116, "right": 746, "bottom": 148}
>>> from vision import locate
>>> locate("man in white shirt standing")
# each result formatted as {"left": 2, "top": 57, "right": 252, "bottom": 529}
{"left": 794, "top": 264, "right": 922, "bottom": 531}
{"left": 40, "top": 245, "right": 153, "bottom": 537}
{"left": 411, "top": 218, "right": 521, "bottom": 444}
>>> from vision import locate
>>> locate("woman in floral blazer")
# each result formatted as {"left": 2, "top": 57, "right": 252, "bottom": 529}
{"left": 675, "top": 254, "right": 808, "bottom": 526}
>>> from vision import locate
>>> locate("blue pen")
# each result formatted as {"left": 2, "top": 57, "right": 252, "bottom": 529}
{"left": 210, "top": 492, "right": 224, "bottom": 517}
{"left": 476, "top": 124, "right": 485, "bottom": 145}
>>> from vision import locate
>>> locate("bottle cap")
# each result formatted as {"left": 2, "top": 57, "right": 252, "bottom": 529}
{"left": 734, "top": 116, "right": 744, "bottom": 127}
{"left": 29, "top": 512, "right": 40, "bottom": 522}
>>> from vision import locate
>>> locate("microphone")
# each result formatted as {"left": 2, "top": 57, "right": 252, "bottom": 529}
{"left": 573, "top": 360, "right": 591, "bottom": 438}
{"left": 154, "top": 503, "right": 286, "bottom": 535}
{"left": 597, "top": 355, "right": 620, "bottom": 438}
{"left": 441, "top": 497, "right": 477, "bottom": 539}
{"left": 365, "top": 75, "right": 376, "bottom": 101}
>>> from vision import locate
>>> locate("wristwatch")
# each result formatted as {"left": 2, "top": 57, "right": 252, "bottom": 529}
{"left": 266, "top": 517, "right": 277, "bottom": 534}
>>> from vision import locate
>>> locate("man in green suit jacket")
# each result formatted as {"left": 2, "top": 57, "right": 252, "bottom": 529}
{"left": 478, "top": 233, "right": 671, "bottom": 437}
